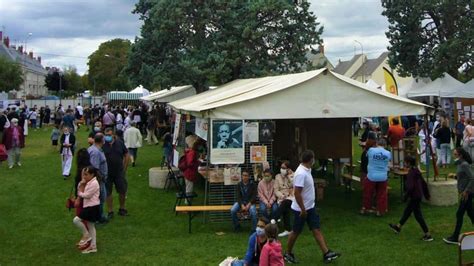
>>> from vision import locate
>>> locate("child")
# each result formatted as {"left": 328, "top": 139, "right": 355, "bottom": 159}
{"left": 389, "top": 155, "right": 433, "bottom": 241}
{"left": 73, "top": 167, "right": 101, "bottom": 253}
{"left": 51, "top": 125, "right": 60, "bottom": 148}
{"left": 259, "top": 222, "right": 284, "bottom": 266}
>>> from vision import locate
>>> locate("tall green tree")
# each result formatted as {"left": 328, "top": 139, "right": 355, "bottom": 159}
{"left": 63, "top": 66, "right": 82, "bottom": 94}
{"left": 382, "top": 0, "right": 473, "bottom": 80}
{"left": 125, "top": 0, "right": 323, "bottom": 93}
{"left": 45, "top": 68, "right": 67, "bottom": 92}
{"left": 0, "top": 56, "right": 24, "bottom": 91}
{"left": 87, "top": 39, "right": 131, "bottom": 94}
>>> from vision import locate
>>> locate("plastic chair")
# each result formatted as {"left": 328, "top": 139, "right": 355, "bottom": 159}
{"left": 459, "top": 232, "right": 474, "bottom": 266}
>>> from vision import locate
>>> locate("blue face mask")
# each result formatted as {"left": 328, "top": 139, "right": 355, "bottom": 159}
{"left": 256, "top": 227, "right": 265, "bottom": 236}
{"left": 104, "top": 136, "right": 113, "bottom": 143}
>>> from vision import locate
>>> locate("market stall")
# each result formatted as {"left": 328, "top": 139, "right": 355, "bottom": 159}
{"left": 141, "top": 85, "right": 196, "bottom": 103}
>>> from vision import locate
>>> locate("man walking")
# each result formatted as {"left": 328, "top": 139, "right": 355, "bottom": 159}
{"left": 124, "top": 121, "right": 143, "bottom": 167}
{"left": 284, "top": 150, "right": 340, "bottom": 264}
{"left": 88, "top": 133, "right": 108, "bottom": 223}
{"left": 103, "top": 128, "right": 130, "bottom": 218}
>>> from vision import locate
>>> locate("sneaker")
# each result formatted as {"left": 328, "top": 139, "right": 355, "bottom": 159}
{"left": 82, "top": 245, "right": 97, "bottom": 254}
{"left": 323, "top": 250, "right": 340, "bottom": 264}
{"left": 118, "top": 209, "right": 129, "bottom": 216}
{"left": 8, "top": 165, "right": 13, "bottom": 169}
{"left": 284, "top": 253, "right": 297, "bottom": 264}
{"left": 443, "top": 236, "right": 459, "bottom": 245}
{"left": 389, "top": 224, "right": 401, "bottom": 234}
{"left": 107, "top": 211, "right": 114, "bottom": 219}
{"left": 278, "top": 230, "right": 290, "bottom": 237}
{"left": 422, "top": 235, "right": 434, "bottom": 242}
{"left": 17, "top": 162, "right": 21, "bottom": 167}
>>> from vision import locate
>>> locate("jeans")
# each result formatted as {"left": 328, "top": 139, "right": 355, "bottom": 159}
{"left": 231, "top": 202, "right": 257, "bottom": 232}
{"left": 7, "top": 147, "right": 21, "bottom": 167}
{"left": 452, "top": 193, "right": 474, "bottom": 238}
{"left": 399, "top": 198, "right": 429, "bottom": 233}
{"left": 438, "top": 143, "right": 451, "bottom": 165}
{"left": 99, "top": 181, "right": 107, "bottom": 219}
{"left": 259, "top": 202, "right": 278, "bottom": 220}
{"left": 276, "top": 199, "right": 292, "bottom": 231}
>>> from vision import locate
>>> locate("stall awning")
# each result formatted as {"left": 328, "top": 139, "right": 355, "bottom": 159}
{"left": 407, "top": 73, "right": 465, "bottom": 98}
{"left": 141, "top": 85, "right": 196, "bottom": 103}
{"left": 169, "top": 68, "right": 432, "bottom": 119}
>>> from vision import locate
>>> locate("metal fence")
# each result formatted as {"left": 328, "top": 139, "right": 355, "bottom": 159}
{"left": 24, "top": 97, "right": 104, "bottom": 109}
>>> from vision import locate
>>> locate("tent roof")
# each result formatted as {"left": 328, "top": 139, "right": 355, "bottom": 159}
{"left": 443, "top": 79, "right": 474, "bottom": 98}
{"left": 169, "top": 68, "right": 432, "bottom": 119}
{"left": 130, "top": 85, "right": 150, "bottom": 95}
{"left": 407, "top": 73, "right": 464, "bottom": 98}
{"left": 366, "top": 79, "right": 381, "bottom": 90}
{"left": 141, "top": 85, "right": 195, "bottom": 102}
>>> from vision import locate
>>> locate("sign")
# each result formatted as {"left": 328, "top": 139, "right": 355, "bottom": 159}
{"left": 195, "top": 118, "right": 209, "bottom": 141}
{"left": 259, "top": 121, "right": 275, "bottom": 142}
{"left": 250, "top": 145, "right": 267, "bottom": 163}
{"left": 210, "top": 119, "right": 244, "bottom": 164}
{"left": 172, "top": 149, "right": 179, "bottom": 168}
{"left": 244, "top": 122, "right": 259, "bottom": 142}
{"left": 172, "top": 114, "right": 181, "bottom": 145}
{"left": 224, "top": 166, "right": 241, "bottom": 186}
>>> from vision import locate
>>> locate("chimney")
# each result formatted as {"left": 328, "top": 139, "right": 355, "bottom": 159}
{"left": 38, "top": 56, "right": 41, "bottom": 64}
{"left": 4, "top": 36, "right": 9, "bottom": 47}
{"left": 18, "top": 45, "right": 23, "bottom": 53}
{"left": 29, "top": 51, "right": 33, "bottom": 59}
{"left": 319, "top": 44, "right": 325, "bottom": 55}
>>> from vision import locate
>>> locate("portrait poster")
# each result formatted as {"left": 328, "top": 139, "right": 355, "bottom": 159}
{"left": 252, "top": 163, "right": 264, "bottom": 182}
{"left": 259, "top": 121, "right": 275, "bottom": 142}
{"left": 456, "top": 102, "right": 462, "bottom": 110}
{"left": 224, "top": 166, "right": 241, "bottom": 186}
{"left": 195, "top": 118, "right": 209, "bottom": 141}
{"left": 250, "top": 145, "right": 267, "bottom": 163}
{"left": 172, "top": 149, "right": 179, "bottom": 168}
{"left": 244, "top": 122, "right": 259, "bottom": 142}
{"left": 172, "top": 114, "right": 181, "bottom": 145}
{"left": 210, "top": 119, "right": 244, "bottom": 164}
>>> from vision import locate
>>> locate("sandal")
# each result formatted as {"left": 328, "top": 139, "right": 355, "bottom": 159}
{"left": 77, "top": 237, "right": 92, "bottom": 246}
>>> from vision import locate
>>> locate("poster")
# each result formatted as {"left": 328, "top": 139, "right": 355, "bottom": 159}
{"left": 259, "top": 121, "right": 275, "bottom": 142}
{"left": 224, "top": 166, "right": 241, "bottom": 185}
{"left": 172, "top": 149, "right": 179, "bottom": 168}
{"left": 456, "top": 102, "right": 462, "bottom": 110}
{"left": 210, "top": 119, "right": 245, "bottom": 164}
{"left": 195, "top": 118, "right": 209, "bottom": 141}
{"left": 250, "top": 145, "right": 267, "bottom": 163}
{"left": 244, "top": 122, "right": 259, "bottom": 142}
{"left": 464, "top": 106, "right": 471, "bottom": 112}
{"left": 172, "top": 114, "right": 181, "bottom": 145}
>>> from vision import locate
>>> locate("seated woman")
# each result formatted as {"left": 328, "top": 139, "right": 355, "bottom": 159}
{"left": 273, "top": 160, "right": 294, "bottom": 237}
{"left": 232, "top": 217, "right": 270, "bottom": 266}
{"left": 258, "top": 169, "right": 278, "bottom": 220}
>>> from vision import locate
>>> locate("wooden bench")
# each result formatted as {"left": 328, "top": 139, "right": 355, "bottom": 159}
{"left": 176, "top": 205, "right": 233, "bottom": 233}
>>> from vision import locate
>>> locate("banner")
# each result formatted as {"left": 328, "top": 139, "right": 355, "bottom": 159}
{"left": 244, "top": 122, "right": 259, "bottom": 142}
{"left": 250, "top": 145, "right": 267, "bottom": 163}
{"left": 172, "top": 114, "right": 181, "bottom": 145}
{"left": 383, "top": 67, "right": 400, "bottom": 125}
{"left": 195, "top": 118, "right": 209, "bottom": 141}
{"left": 210, "top": 119, "right": 244, "bottom": 164}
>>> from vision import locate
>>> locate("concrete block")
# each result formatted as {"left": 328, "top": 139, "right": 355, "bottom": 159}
{"left": 149, "top": 167, "right": 168, "bottom": 189}
{"left": 427, "top": 179, "right": 458, "bottom": 206}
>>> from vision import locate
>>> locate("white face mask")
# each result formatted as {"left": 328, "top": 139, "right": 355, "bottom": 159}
{"left": 280, "top": 169, "right": 287, "bottom": 176}
{"left": 256, "top": 227, "right": 265, "bottom": 236}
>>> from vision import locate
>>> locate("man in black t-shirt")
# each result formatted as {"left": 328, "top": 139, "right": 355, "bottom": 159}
{"left": 103, "top": 127, "right": 129, "bottom": 218}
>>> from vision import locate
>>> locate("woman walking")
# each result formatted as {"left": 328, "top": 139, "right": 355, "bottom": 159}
{"left": 60, "top": 127, "right": 76, "bottom": 179}
{"left": 73, "top": 167, "right": 101, "bottom": 253}
{"left": 444, "top": 147, "right": 474, "bottom": 245}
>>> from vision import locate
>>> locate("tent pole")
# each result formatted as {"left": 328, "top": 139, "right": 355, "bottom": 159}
{"left": 203, "top": 115, "right": 211, "bottom": 223}
{"left": 423, "top": 114, "right": 430, "bottom": 182}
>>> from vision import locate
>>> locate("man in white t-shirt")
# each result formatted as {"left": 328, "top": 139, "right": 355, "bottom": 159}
{"left": 76, "top": 103, "right": 84, "bottom": 118}
{"left": 284, "top": 150, "right": 340, "bottom": 264}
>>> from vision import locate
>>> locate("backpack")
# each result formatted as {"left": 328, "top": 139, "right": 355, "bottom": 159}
{"left": 420, "top": 177, "right": 431, "bottom": 200}
{"left": 178, "top": 155, "right": 187, "bottom": 171}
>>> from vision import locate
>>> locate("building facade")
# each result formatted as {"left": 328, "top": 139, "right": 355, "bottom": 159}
{"left": 0, "top": 32, "right": 48, "bottom": 98}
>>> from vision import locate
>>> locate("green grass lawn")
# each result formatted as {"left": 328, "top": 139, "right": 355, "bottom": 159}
{"left": 0, "top": 127, "right": 468, "bottom": 265}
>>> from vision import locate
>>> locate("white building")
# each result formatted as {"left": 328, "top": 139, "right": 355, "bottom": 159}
{"left": 0, "top": 32, "right": 47, "bottom": 98}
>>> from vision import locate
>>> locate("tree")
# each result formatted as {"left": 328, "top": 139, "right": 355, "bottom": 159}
{"left": 0, "top": 56, "right": 24, "bottom": 91}
{"left": 382, "top": 1, "right": 473, "bottom": 80}
{"left": 81, "top": 74, "right": 92, "bottom": 92}
{"left": 125, "top": 0, "right": 323, "bottom": 93}
{"left": 45, "top": 68, "right": 67, "bottom": 92}
{"left": 87, "top": 39, "right": 131, "bottom": 95}
{"left": 63, "top": 66, "right": 83, "bottom": 95}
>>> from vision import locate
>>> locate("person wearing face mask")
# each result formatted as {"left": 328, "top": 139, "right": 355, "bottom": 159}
{"left": 274, "top": 160, "right": 294, "bottom": 237}
{"left": 2, "top": 118, "right": 25, "bottom": 169}
{"left": 284, "top": 150, "right": 340, "bottom": 264}
{"left": 443, "top": 147, "right": 474, "bottom": 245}
{"left": 87, "top": 133, "right": 108, "bottom": 224}
{"left": 103, "top": 128, "right": 129, "bottom": 219}
{"left": 60, "top": 127, "right": 76, "bottom": 179}
{"left": 258, "top": 169, "right": 278, "bottom": 221}
{"left": 88, "top": 121, "right": 103, "bottom": 146}
{"left": 232, "top": 217, "right": 269, "bottom": 266}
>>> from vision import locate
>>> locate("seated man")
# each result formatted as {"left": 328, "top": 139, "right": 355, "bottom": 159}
{"left": 231, "top": 170, "right": 257, "bottom": 232}
{"left": 258, "top": 169, "right": 278, "bottom": 220}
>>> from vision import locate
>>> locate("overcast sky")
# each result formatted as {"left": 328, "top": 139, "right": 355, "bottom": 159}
{"left": 0, "top": 0, "right": 390, "bottom": 76}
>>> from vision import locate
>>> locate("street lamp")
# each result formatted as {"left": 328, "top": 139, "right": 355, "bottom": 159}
{"left": 354, "top": 40, "right": 365, "bottom": 83}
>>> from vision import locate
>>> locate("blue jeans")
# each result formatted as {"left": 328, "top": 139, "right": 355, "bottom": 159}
{"left": 231, "top": 202, "right": 257, "bottom": 232}
{"left": 99, "top": 181, "right": 107, "bottom": 219}
{"left": 259, "top": 202, "right": 278, "bottom": 219}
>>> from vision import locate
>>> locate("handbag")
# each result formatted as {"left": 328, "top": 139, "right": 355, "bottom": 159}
{"left": 65, "top": 183, "right": 76, "bottom": 211}
{"left": 0, "top": 144, "right": 8, "bottom": 161}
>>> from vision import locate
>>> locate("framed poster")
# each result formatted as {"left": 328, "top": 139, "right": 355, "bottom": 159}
{"left": 172, "top": 113, "right": 181, "bottom": 145}
{"left": 210, "top": 119, "right": 244, "bottom": 164}
{"left": 224, "top": 166, "right": 241, "bottom": 185}
{"left": 250, "top": 145, "right": 267, "bottom": 163}
{"left": 195, "top": 118, "right": 209, "bottom": 141}
{"left": 259, "top": 121, "right": 275, "bottom": 142}
{"left": 244, "top": 122, "right": 259, "bottom": 142}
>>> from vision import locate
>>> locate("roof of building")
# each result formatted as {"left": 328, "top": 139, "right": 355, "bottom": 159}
{"left": 306, "top": 51, "right": 334, "bottom": 70}
{"left": 0, "top": 43, "right": 47, "bottom": 75}
{"left": 351, "top": 52, "right": 389, "bottom": 78}
{"left": 333, "top": 54, "right": 363, "bottom": 75}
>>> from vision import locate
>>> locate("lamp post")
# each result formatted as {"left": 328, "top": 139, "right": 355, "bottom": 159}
{"left": 354, "top": 40, "right": 365, "bottom": 83}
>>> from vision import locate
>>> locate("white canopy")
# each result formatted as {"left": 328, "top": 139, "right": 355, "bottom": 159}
{"left": 407, "top": 73, "right": 464, "bottom": 98}
{"left": 366, "top": 79, "right": 381, "bottom": 90}
{"left": 141, "top": 85, "right": 196, "bottom": 103}
{"left": 130, "top": 85, "right": 150, "bottom": 96}
{"left": 443, "top": 79, "right": 474, "bottom": 98}
{"left": 169, "top": 68, "right": 432, "bottom": 120}
{"left": 398, "top": 78, "right": 430, "bottom": 98}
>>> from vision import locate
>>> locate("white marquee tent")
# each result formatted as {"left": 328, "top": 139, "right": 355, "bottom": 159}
{"left": 141, "top": 85, "right": 196, "bottom": 103}
{"left": 406, "top": 73, "right": 465, "bottom": 98}
{"left": 443, "top": 79, "right": 474, "bottom": 98}
{"left": 366, "top": 79, "right": 381, "bottom": 90}
{"left": 130, "top": 85, "right": 150, "bottom": 96}
{"left": 169, "top": 68, "right": 432, "bottom": 119}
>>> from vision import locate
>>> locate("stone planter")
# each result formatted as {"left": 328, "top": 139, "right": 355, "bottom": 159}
{"left": 149, "top": 167, "right": 169, "bottom": 189}
{"left": 426, "top": 179, "right": 458, "bottom": 206}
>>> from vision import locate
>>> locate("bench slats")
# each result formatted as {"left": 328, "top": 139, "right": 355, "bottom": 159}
{"left": 176, "top": 205, "right": 233, "bottom": 212}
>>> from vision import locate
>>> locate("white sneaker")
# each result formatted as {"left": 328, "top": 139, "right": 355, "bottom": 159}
{"left": 17, "top": 162, "right": 22, "bottom": 167}
{"left": 278, "top": 230, "right": 290, "bottom": 237}
{"left": 9, "top": 165, "right": 13, "bottom": 169}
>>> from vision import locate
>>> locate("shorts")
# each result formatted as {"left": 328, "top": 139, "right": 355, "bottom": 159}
{"left": 106, "top": 171, "right": 128, "bottom": 196}
{"left": 292, "top": 208, "right": 320, "bottom": 233}
{"left": 79, "top": 205, "right": 100, "bottom": 222}
{"left": 52, "top": 140, "right": 58, "bottom": 146}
